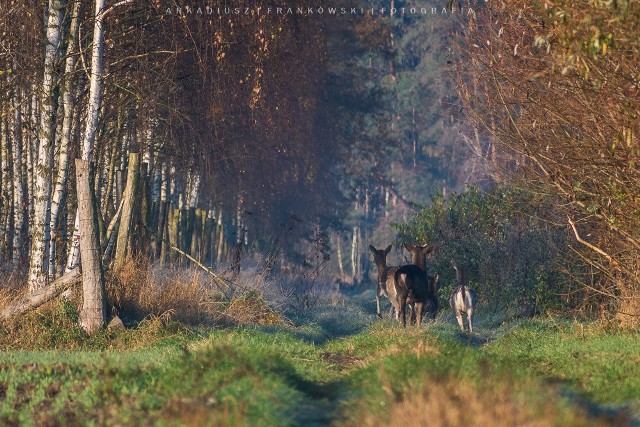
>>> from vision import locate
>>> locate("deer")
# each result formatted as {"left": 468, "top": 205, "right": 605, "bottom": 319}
{"left": 369, "top": 244, "right": 401, "bottom": 320}
{"left": 391, "top": 243, "right": 439, "bottom": 327}
{"left": 403, "top": 243, "right": 433, "bottom": 271}
{"left": 393, "top": 265, "right": 439, "bottom": 327}
{"left": 449, "top": 261, "right": 477, "bottom": 333}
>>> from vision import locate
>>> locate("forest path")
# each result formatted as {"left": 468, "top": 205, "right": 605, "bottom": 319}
{"left": 280, "top": 285, "right": 640, "bottom": 426}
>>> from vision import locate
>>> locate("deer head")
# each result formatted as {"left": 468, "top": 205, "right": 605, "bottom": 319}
{"left": 451, "top": 260, "right": 464, "bottom": 285}
{"left": 403, "top": 243, "right": 434, "bottom": 270}
{"left": 369, "top": 244, "right": 392, "bottom": 271}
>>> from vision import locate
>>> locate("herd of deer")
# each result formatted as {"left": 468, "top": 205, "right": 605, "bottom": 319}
{"left": 369, "top": 243, "right": 477, "bottom": 332}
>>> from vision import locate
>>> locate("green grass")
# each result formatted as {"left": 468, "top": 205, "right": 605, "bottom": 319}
{"left": 0, "top": 292, "right": 639, "bottom": 425}
{"left": 484, "top": 319, "right": 640, "bottom": 404}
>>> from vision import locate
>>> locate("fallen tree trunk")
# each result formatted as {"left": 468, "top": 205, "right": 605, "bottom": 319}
{"left": 0, "top": 270, "right": 82, "bottom": 320}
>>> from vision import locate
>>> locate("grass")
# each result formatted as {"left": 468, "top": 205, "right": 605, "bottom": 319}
{"left": 0, "top": 287, "right": 638, "bottom": 425}
{"left": 484, "top": 319, "right": 640, "bottom": 404}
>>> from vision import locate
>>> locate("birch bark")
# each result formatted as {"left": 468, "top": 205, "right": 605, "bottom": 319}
{"left": 49, "top": 0, "right": 81, "bottom": 277}
{"left": 66, "top": 0, "right": 107, "bottom": 272}
{"left": 28, "top": 0, "right": 66, "bottom": 291}
{"left": 11, "top": 87, "right": 25, "bottom": 265}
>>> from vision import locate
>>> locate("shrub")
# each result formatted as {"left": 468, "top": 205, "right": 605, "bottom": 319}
{"left": 395, "top": 187, "right": 571, "bottom": 316}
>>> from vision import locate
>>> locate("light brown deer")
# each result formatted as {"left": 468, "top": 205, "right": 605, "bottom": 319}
{"left": 450, "top": 261, "right": 477, "bottom": 333}
{"left": 369, "top": 244, "right": 401, "bottom": 320}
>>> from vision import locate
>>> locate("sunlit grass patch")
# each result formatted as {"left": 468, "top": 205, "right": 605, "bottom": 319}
{"left": 485, "top": 319, "right": 640, "bottom": 405}
{"left": 348, "top": 374, "right": 602, "bottom": 427}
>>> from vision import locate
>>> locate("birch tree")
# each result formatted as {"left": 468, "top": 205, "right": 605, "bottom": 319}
{"left": 66, "top": 0, "right": 132, "bottom": 272}
{"left": 49, "top": 0, "right": 82, "bottom": 279}
{"left": 11, "top": 86, "right": 25, "bottom": 266}
{"left": 28, "top": 0, "right": 66, "bottom": 291}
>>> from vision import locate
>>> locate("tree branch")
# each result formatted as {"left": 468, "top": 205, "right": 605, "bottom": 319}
{"left": 567, "top": 215, "right": 616, "bottom": 265}
{"left": 98, "top": 0, "right": 134, "bottom": 20}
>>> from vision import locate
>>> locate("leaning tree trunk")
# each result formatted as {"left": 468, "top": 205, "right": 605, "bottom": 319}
{"left": 28, "top": 0, "right": 66, "bottom": 292}
{"left": 75, "top": 159, "right": 106, "bottom": 334}
{"left": 113, "top": 151, "right": 140, "bottom": 270}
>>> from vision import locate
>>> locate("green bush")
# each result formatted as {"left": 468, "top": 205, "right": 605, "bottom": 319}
{"left": 395, "top": 187, "right": 570, "bottom": 315}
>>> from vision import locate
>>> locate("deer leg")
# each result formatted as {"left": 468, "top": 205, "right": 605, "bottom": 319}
{"left": 400, "top": 294, "right": 408, "bottom": 328}
{"left": 390, "top": 298, "right": 398, "bottom": 321}
{"left": 467, "top": 308, "right": 474, "bottom": 333}
{"left": 416, "top": 302, "right": 424, "bottom": 327}
{"left": 376, "top": 295, "right": 382, "bottom": 319}
{"left": 455, "top": 310, "right": 464, "bottom": 331}
{"left": 408, "top": 292, "right": 416, "bottom": 325}
{"left": 410, "top": 303, "right": 416, "bottom": 325}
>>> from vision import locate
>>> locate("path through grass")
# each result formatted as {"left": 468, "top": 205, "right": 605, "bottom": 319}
{"left": 0, "top": 288, "right": 639, "bottom": 426}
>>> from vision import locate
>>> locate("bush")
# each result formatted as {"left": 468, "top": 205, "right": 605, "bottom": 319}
{"left": 395, "top": 187, "right": 570, "bottom": 316}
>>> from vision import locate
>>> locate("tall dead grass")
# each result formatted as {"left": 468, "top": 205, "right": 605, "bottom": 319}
{"left": 108, "top": 259, "right": 286, "bottom": 326}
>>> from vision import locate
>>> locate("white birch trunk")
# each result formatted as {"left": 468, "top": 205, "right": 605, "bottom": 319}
{"left": 215, "top": 208, "right": 224, "bottom": 265}
{"left": 66, "top": 0, "right": 106, "bottom": 272}
{"left": 27, "top": 89, "right": 38, "bottom": 227}
{"left": 188, "top": 172, "right": 200, "bottom": 209}
{"left": 101, "top": 138, "right": 118, "bottom": 217}
{"left": 152, "top": 159, "right": 161, "bottom": 206}
{"left": 49, "top": 0, "right": 81, "bottom": 277}
{"left": 11, "top": 87, "right": 25, "bottom": 265}
{"left": 351, "top": 225, "right": 358, "bottom": 284}
{"left": 28, "top": 0, "right": 65, "bottom": 291}
{"left": 336, "top": 233, "right": 344, "bottom": 282}
{"left": 2, "top": 111, "right": 14, "bottom": 259}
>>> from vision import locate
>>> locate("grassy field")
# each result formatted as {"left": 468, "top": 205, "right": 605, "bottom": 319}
{"left": 0, "top": 288, "right": 639, "bottom": 426}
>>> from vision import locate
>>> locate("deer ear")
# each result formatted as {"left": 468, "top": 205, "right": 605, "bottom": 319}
{"left": 385, "top": 244, "right": 392, "bottom": 254}
{"left": 424, "top": 245, "right": 435, "bottom": 254}
{"left": 369, "top": 245, "right": 376, "bottom": 253}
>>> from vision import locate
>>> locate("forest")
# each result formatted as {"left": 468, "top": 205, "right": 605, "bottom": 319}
{"left": 0, "top": 0, "right": 639, "bottom": 425}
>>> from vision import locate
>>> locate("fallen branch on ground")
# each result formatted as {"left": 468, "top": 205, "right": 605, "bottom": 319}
{"left": 0, "top": 270, "right": 82, "bottom": 321}
{"left": 143, "top": 224, "right": 248, "bottom": 295}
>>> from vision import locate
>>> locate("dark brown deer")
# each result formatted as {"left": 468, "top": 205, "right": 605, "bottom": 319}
{"left": 450, "top": 261, "right": 477, "bottom": 333}
{"left": 394, "top": 265, "right": 439, "bottom": 327}
{"left": 396, "top": 244, "right": 439, "bottom": 326}
{"left": 369, "top": 244, "right": 401, "bottom": 320}
{"left": 403, "top": 243, "right": 434, "bottom": 271}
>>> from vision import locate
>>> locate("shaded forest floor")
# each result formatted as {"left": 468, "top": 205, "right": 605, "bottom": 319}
{"left": 0, "top": 286, "right": 639, "bottom": 426}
